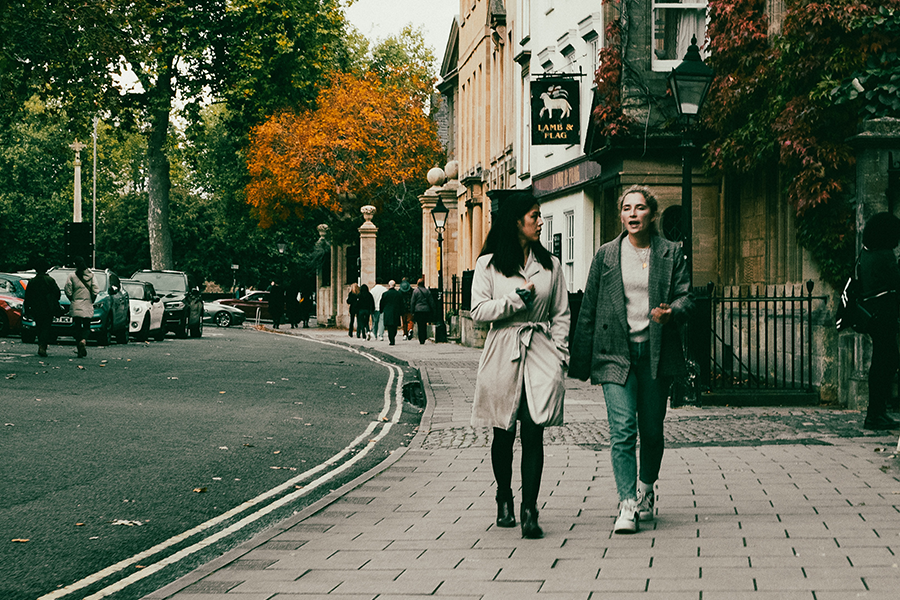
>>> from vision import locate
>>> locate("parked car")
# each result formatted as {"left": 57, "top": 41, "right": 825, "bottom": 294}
{"left": 21, "top": 267, "right": 130, "bottom": 345}
{"left": 203, "top": 301, "right": 246, "bottom": 328}
{"left": 0, "top": 273, "right": 27, "bottom": 298}
{"left": 218, "top": 291, "right": 271, "bottom": 321}
{"left": 122, "top": 279, "right": 166, "bottom": 341}
{"left": 130, "top": 270, "right": 203, "bottom": 338}
{"left": 0, "top": 296, "right": 23, "bottom": 337}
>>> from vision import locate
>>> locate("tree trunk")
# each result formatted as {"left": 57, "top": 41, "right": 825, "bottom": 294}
{"left": 147, "top": 65, "right": 174, "bottom": 270}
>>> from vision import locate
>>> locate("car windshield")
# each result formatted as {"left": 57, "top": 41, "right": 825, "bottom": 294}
{"left": 122, "top": 282, "right": 148, "bottom": 301}
{"left": 0, "top": 276, "right": 23, "bottom": 298}
{"left": 50, "top": 268, "right": 108, "bottom": 290}
{"left": 134, "top": 272, "right": 186, "bottom": 293}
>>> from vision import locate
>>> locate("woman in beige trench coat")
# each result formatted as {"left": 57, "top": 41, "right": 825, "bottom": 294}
{"left": 470, "top": 192, "right": 570, "bottom": 539}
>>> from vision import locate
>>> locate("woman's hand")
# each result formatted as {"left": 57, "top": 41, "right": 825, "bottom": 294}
{"left": 651, "top": 303, "right": 672, "bottom": 325}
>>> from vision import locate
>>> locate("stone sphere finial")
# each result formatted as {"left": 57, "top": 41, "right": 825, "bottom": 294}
{"left": 427, "top": 167, "right": 446, "bottom": 187}
{"left": 317, "top": 224, "right": 329, "bottom": 237}
{"left": 444, "top": 161, "right": 459, "bottom": 180}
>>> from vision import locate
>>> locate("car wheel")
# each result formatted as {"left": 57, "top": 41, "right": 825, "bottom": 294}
{"left": 215, "top": 312, "right": 232, "bottom": 328}
{"left": 116, "top": 320, "right": 129, "bottom": 344}
{"left": 97, "top": 318, "right": 112, "bottom": 346}
{"left": 190, "top": 315, "right": 203, "bottom": 338}
{"left": 21, "top": 329, "right": 36, "bottom": 344}
{"left": 0, "top": 312, "right": 8, "bottom": 337}
{"left": 135, "top": 316, "right": 149, "bottom": 342}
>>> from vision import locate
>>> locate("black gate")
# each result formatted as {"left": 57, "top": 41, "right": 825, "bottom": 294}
{"left": 684, "top": 281, "right": 826, "bottom": 405}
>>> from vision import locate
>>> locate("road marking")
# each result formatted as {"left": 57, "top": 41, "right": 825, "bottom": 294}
{"left": 38, "top": 337, "right": 404, "bottom": 600}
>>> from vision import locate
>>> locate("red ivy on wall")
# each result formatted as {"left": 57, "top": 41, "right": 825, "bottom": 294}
{"left": 592, "top": 15, "right": 632, "bottom": 139}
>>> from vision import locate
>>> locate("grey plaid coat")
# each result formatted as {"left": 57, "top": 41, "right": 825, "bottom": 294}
{"left": 569, "top": 232, "right": 694, "bottom": 385}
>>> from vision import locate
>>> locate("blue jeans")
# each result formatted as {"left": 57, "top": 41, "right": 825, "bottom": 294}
{"left": 602, "top": 341, "right": 668, "bottom": 502}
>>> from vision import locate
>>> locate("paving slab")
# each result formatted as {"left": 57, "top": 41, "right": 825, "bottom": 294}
{"left": 144, "top": 327, "right": 900, "bottom": 600}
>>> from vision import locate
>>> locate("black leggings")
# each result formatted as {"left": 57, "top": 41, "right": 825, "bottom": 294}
{"left": 491, "top": 400, "right": 544, "bottom": 509}
{"left": 868, "top": 328, "right": 899, "bottom": 419}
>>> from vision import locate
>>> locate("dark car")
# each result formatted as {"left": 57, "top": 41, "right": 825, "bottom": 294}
{"left": 130, "top": 270, "right": 203, "bottom": 338}
{"left": 21, "top": 267, "right": 130, "bottom": 345}
{"left": 203, "top": 301, "right": 246, "bottom": 328}
{"left": 218, "top": 291, "right": 271, "bottom": 322}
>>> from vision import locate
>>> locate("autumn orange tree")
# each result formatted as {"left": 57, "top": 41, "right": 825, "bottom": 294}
{"left": 245, "top": 70, "right": 442, "bottom": 228}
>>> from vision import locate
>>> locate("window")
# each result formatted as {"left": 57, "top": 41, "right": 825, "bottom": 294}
{"left": 565, "top": 211, "right": 575, "bottom": 286}
{"left": 587, "top": 35, "right": 599, "bottom": 80}
{"left": 651, "top": 0, "right": 707, "bottom": 71}
{"left": 543, "top": 215, "right": 553, "bottom": 252}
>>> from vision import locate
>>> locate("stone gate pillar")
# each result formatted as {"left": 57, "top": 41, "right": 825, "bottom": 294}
{"left": 358, "top": 205, "right": 378, "bottom": 289}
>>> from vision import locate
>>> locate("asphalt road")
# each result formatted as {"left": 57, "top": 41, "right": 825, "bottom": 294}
{"left": 0, "top": 327, "right": 423, "bottom": 600}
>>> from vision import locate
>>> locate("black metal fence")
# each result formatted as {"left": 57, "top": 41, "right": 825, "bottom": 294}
{"left": 704, "top": 281, "right": 826, "bottom": 393}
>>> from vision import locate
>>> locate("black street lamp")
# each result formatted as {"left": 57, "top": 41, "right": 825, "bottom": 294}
{"left": 431, "top": 196, "right": 450, "bottom": 343}
{"left": 667, "top": 35, "right": 714, "bottom": 285}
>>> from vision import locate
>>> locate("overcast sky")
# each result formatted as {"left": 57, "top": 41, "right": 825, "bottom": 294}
{"left": 343, "top": 0, "right": 459, "bottom": 75}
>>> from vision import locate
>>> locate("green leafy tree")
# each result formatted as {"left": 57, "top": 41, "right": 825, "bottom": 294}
{"left": 2, "top": 0, "right": 350, "bottom": 271}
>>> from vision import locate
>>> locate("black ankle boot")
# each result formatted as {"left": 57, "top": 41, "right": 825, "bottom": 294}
{"left": 520, "top": 505, "right": 543, "bottom": 539}
{"left": 496, "top": 496, "right": 516, "bottom": 528}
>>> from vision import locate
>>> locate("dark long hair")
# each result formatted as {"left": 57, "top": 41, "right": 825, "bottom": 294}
{"left": 73, "top": 255, "right": 88, "bottom": 280}
{"left": 479, "top": 191, "right": 554, "bottom": 278}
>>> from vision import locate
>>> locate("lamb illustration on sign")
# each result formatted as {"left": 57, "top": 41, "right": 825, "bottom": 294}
{"left": 539, "top": 85, "right": 572, "bottom": 119}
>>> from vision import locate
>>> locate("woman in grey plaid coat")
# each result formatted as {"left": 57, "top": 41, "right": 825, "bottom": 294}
{"left": 569, "top": 185, "right": 693, "bottom": 534}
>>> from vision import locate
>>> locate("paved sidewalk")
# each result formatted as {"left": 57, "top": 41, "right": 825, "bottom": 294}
{"left": 147, "top": 328, "right": 900, "bottom": 600}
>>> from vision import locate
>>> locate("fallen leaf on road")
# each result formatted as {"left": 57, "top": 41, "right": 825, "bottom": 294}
{"left": 218, "top": 446, "right": 229, "bottom": 450}
{"left": 167, "top": 376, "right": 178, "bottom": 380}
{"left": 360, "top": 411, "right": 369, "bottom": 415}
{"left": 219, "top": 391, "right": 226, "bottom": 394}
{"left": 77, "top": 365, "right": 85, "bottom": 369}
{"left": 243, "top": 443, "right": 254, "bottom": 448}
{"left": 76, "top": 523, "right": 84, "bottom": 526}
{"left": 11, "top": 539, "right": 29, "bottom": 543}
{"left": 111, "top": 520, "right": 142, "bottom": 526}
{"left": 266, "top": 381, "right": 276, "bottom": 384}
{"left": 6, "top": 374, "right": 15, "bottom": 379}
{"left": 193, "top": 487, "right": 207, "bottom": 493}
{"left": 4, "top": 423, "right": 13, "bottom": 427}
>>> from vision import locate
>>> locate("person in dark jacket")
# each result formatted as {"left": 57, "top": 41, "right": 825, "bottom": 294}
{"left": 399, "top": 278, "right": 414, "bottom": 339}
{"left": 285, "top": 283, "right": 301, "bottom": 328}
{"left": 357, "top": 284, "right": 375, "bottom": 340}
{"left": 859, "top": 212, "right": 900, "bottom": 430}
{"left": 380, "top": 280, "right": 403, "bottom": 345}
{"left": 267, "top": 281, "right": 285, "bottom": 329}
{"left": 23, "top": 257, "right": 61, "bottom": 357}
{"left": 346, "top": 283, "right": 360, "bottom": 337}
{"left": 410, "top": 277, "right": 435, "bottom": 344}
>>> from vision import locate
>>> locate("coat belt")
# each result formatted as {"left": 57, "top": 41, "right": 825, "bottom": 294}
{"left": 509, "top": 321, "right": 550, "bottom": 362}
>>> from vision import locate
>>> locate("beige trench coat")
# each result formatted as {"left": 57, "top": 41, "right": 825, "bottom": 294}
{"left": 64, "top": 270, "right": 99, "bottom": 318}
{"left": 470, "top": 251, "right": 570, "bottom": 430}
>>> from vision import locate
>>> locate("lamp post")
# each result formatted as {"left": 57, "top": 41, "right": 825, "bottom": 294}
{"left": 667, "top": 35, "right": 714, "bottom": 285}
{"left": 431, "top": 196, "right": 450, "bottom": 343}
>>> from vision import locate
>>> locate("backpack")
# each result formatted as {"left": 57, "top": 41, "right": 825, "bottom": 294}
{"left": 836, "top": 256, "right": 894, "bottom": 333}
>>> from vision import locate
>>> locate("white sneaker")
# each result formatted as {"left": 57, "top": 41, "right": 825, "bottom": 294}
{"left": 637, "top": 487, "right": 655, "bottom": 522}
{"left": 614, "top": 499, "right": 639, "bottom": 534}
{"left": 366, "top": 332, "right": 372, "bottom": 341}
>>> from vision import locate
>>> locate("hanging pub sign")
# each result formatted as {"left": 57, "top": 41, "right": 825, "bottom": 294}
{"left": 531, "top": 77, "right": 580, "bottom": 145}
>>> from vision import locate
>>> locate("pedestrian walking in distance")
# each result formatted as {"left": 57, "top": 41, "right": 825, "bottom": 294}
{"left": 380, "top": 280, "right": 403, "bottom": 345}
{"left": 357, "top": 284, "right": 375, "bottom": 341}
{"left": 64, "top": 255, "right": 100, "bottom": 358}
{"left": 346, "top": 283, "right": 360, "bottom": 338}
{"left": 859, "top": 212, "right": 900, "bottom": 431}
{"left": 399, "top": 277, "right": 414, "bottom": 339}
{"left": 470, "top": 191, "right": 570, "bottom": 539}
{"left": 410, "top": 277, "right": 435, "bottom": 344}
{"left": 570, "top": 185, "right": 694, "bottom": 534}
{"left": 23, "top": 257, "right": 60, "bottom": 357}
